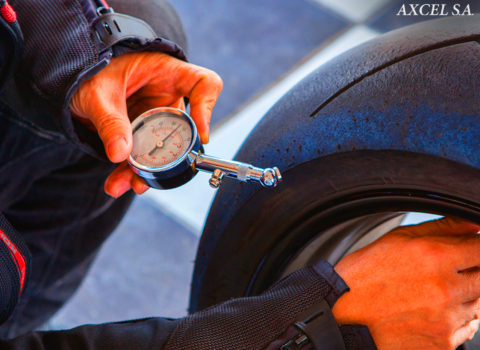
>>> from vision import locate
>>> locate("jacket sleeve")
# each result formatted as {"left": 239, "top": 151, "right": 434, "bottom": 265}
{"left": 3, "top": 0, "right": 186, "bottom": 158}
{"left": 0, "top": 317, "right": 180, "bottom": 349}
{"left": 0, "top": 214, "right": 31, "bottom": 326}
{"left": 164, "top": 260, "right": 377, "bottom": 350}
{"left": 0, "top": 1, "right": 22, "bottom": 89}
{"left": 0, "top": 261, "right": 376, "bottom": 350}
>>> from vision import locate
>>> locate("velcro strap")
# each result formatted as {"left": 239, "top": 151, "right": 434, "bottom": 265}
{"left": 93, "top": 12, "right": 157, "bottom": 52}
{"left": 340, "top": 325, "right": 378, "bottom": 350}
{"left": 293, "top": 300, "right": 346, "bottom": 350}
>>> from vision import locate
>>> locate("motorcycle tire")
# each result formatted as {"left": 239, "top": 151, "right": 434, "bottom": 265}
{"left": 190, "top": 17, "right": 480, "bottom": 348}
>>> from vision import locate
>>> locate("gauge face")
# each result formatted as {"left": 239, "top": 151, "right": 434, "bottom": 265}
{"left": 130, "top": 111, "right": 194, "bottom": 169}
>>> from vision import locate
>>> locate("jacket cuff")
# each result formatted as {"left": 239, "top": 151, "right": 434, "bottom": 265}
{"left": 165, "top": 263, "right": 343, "bottom": 349}
{"left": 164, "top": 260, "right": 375, "bottom": 350}
{"left": 63, "top": 7, "right": 187, "bottom": 158}
{"left": 312, "top": 259, "right": 350, "bottom": 306}
{"left": 340, "top": 325, "right": 377, "bottom": 350}
{"left": 269, "top": 260, "right": 377, "bottom": 350}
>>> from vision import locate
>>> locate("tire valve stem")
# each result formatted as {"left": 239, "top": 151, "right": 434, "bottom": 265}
{"left": 209, "top": 169, "right": 224, "bottom": 188}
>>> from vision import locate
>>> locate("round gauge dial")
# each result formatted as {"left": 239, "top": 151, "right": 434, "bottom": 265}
{"left": 130, "top": 110, "right": 194, "bottom": 169}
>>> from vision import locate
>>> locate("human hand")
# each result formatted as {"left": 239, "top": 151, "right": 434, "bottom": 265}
{"left": 332, "top": 217, "right": 480, "bottom": 349}
{"left": 70, "top": 52, "right": 223, "bottom": 197}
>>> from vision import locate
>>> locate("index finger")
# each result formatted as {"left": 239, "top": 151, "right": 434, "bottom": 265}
{"left": 397, "top": 217, "right": 480, "bottom": 237}
{"left": 181, "top": 68, "right": 223, "bottom": 144}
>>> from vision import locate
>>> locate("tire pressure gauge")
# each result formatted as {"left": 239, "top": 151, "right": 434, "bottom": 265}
{"left": 128, "top": 107, "right": 282, "bottom": 190}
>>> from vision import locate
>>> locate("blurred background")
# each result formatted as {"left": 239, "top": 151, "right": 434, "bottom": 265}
{"left": 45, "top": 0, "right": 478, "bottom": 329}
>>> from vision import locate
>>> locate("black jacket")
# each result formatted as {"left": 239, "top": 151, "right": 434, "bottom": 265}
{"left": 0, "top": 0, "right": 375, "bottom": 348}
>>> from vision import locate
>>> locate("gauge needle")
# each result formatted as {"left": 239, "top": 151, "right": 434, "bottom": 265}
{"left": 148, "top": 125, "right": 181, "bottom": 156}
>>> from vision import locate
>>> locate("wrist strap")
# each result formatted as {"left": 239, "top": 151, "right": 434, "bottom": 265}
{"left": 92, "top": 10, "right": 157, "bottom": 53}
{"left": 281, "top": 300, "right": 346, "bottom": 350}
{"left": 340, "top": 325, "right": 378, "bottom": 350}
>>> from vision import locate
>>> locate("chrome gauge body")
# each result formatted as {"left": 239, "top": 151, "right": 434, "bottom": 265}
{"left": 128, "top": 107, "right": 282, "bottom": 190}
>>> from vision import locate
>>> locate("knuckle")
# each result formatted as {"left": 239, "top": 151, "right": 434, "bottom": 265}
{"left": 197, "top": 69, "right": 223, "bottom": 88}
{"left": 434, "top": 323, "right": 457, "bottom": 349}
{"left": 464, "top": 275, "right": 479, "bottom": 298}
{"left": 211, "top": 72, "right": 224, "bottom": 89}
{"left": 440, "top": 287, "right": 455, "bottom": 307}
{"left": 430, "top": 314, "right": 455, "bottom": 334}
{"left": 431, "top": 281, "right": 455, "bottom": 308}
{"left": 203, "top": 97, "right": 217, "bottom": 110}
{"left": 433, "top": 328, "right": 454, "bottom": 349}
{"left": 97, "top": 114, "right": 128, "bottom": 136}
{"left": 194, "top": 70, "right": 210, "bottom": 81}
{"left": 469, "top": 329, "right": 479, "bottom": 341}
{"left": 469, "top": 323, "right": 479, "bottom": 338}
{"left": 472, "top": 298, "right": 480, "bottom": 311}
{"left": 445, "top": 338, "right": 457, "bottom": 350}
{"left": 415, "top": 239, "right": 448, "bottom": 265}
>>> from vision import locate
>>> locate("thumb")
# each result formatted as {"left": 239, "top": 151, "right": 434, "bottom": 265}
{"left": 94, "top": 111, "right": 132, "bottom": 163}
{"left": 70, "top": 76, "right": 132, "bottom": 163}
{"left": 72, "top": 91, "right": 132, "bottom": 163}
{"left": 400, "top": 216, "right": 480, "bottom": 237}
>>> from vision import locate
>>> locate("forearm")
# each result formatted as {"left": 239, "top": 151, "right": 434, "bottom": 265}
{"left": 12, "top": 0, "right": 186, "bottom": 100}
{"left": 0, "top": 317, "right": 179, "bottom": 350}
{"left": 0, "top": 260, "right": 375, "bottom": 350}
{"left": 4, "top": 0, "right": 186, "bottom": 157}
{"left": 165, "top": 260, "right": 375, "bottom": 350}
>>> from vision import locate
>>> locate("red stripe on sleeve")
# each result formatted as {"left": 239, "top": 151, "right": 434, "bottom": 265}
{"left": 0, "top": 230, "right": 26, "bottom": 294}
{"left": 0, "top": 1, "right": 16, "bottom": 23}
{"left": 99, "top": 0, "right": 110, "bottom": 9}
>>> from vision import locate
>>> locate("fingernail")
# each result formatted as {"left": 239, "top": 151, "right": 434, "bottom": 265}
{"left": 114, "top": 182, "right": 131, "bottom": 198}
{"left": 107, "top": 136, "right": 128, "bottom": 162}
{"left": 140, "top": 182, "right": 150, "bottom": 192}
{"left": 202, "top": 130, "right": 209, "bottom": 144}
{"left": 104, "top": 179, "right": 114, "bottom": 198}
{"left": 136, "top": 184, "right": 150, "bottom": 195}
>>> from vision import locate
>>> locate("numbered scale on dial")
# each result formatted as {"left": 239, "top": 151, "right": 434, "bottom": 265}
{"left": 128, "top": 107, "right": 282, "bottom": 190}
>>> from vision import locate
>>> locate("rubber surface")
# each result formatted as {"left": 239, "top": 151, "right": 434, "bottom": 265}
{"left": 190, "top": 16, "right": 480, "bottom": 312}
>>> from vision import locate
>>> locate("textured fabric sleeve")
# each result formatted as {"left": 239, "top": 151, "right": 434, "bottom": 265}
{"left": 164, "top": 260, "right": 376, "bottom": 350}
{"left": 0, "top": 317, "right": 179, "bottom": 349}
{"left": 8, "top": 0, "right": 186, "bottom": 156}
{"left": 0, "top": 214, "right": 31, "bottom": 324}
{"left": 0, "top": 1, "right": 22, "bottom": 91}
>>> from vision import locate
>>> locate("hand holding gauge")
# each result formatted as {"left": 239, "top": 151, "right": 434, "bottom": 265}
{"left": 128, "top": 107, "right": 282, "bottom": 190}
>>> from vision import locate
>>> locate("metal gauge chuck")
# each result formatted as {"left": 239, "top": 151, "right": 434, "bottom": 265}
{"left": 128, "top": 107, "right": 282, "bottom": 190}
